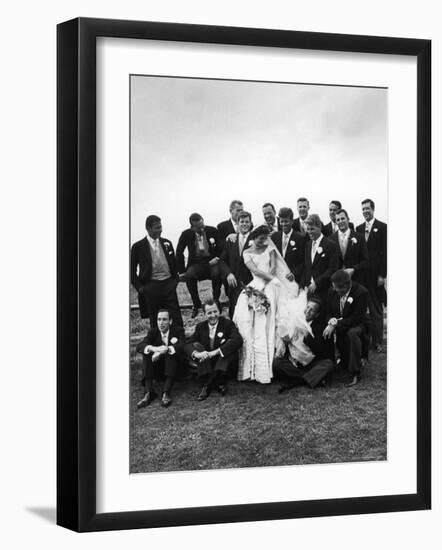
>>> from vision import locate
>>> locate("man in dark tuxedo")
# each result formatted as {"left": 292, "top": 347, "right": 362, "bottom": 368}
{"left": 262, "top": 202, "right": 281, "bottom": 234}
{"left": 330, "top": 209, "right": 369, "bottom": 285}
{"left": 356, "top": 199, "right": 387, "bottom": 352}
{"left": 130, "top": 214, "right": 183, "bottom": 329}
{"left": 300, "top": 214, "right": 339, "bottom": 306}
{"left": 271, "top": 207, "right": 307, "bottom": 284}
{"left": 135, "top": 309, "right": 185, "bottom": 408}
{"left": 217, "top": 200, "right": 243, "bottom": 246}
{"left": 176, "top": 213, "right": 222, "bottom": 318}
{"left": 322, "top": 200, "right": 354, "bottom": 237}
{"left": 274, "top": 298, "right": 335, "bottom": 391}
{"left": 323, "top": 270, "right": 370, "bottom": 387}
{"left": 219, "top": 211, "right": 253, "bottom": 318}
{"left": 185, "top": 300, "right": 243, "bottom": 401}
{"left": 292, "top": 197, "right": 310, "bottom": 235}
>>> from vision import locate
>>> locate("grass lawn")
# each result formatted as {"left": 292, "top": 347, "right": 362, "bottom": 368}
{"left": 130, "top": 281, "right": 387, "bottom": 473}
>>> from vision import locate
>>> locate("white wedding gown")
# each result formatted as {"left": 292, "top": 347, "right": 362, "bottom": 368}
{"left": 233, "top": 243, "right": 314, "bottom": 384}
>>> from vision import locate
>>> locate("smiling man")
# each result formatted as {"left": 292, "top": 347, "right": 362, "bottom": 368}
{"left": 185, "top": 299, "right": 243, "bottom": 401}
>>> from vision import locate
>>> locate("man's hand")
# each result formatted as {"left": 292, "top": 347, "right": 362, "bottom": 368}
{"left": 209, "top": 257, "right": 220, "bottom": 266}
{"left": 207, "top": 349, "right": 220, "bottom": 359}
{"left": 193, "top": 351, "right": 209, "bottom": 362}
{"left": 377, "top": 275, "right": 386, "bottom": 287}
{"left": 323, "top": 324, "right": 335, "bottom": 339}
{"left": 227, "top": 273, "right": 237, "bottom": 288}
{"left": 226, "top": 233, "right": 238, "bottom": 243}
{"left": 344, "top": 268, "right": 355, "bottom": 278}
{"left": 151, "top": 352, "right": 162, "bottom": 362}
{"left": 307, "top": 281, "right": 317, "bottom": 295}
{"left": 157, "top": 345, "right": 169, "bottom": 355}
{"left": 285, "top": 272, "right": 295, "bottom": 282}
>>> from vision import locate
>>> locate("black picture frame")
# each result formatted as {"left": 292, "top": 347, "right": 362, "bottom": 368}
{"left": 57, "top": 17, "right": 431, "bottom": 532}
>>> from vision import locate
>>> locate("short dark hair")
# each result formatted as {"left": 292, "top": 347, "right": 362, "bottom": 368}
{"left": 336, "top": 208, "right": 349, "bottom": 219}
{"left": 145, "top": 215, "right": 161, "bottom": 230}
{"left": 238, "top": 210, "right": 252, "bottom": 221}
{"left": 331, "top": 269, "right": 351, "bottom": 286}
{"left": 229, "top": 200, "right": 243, "bottom": 210}
{"left": 297, "top": 197, "right": 309, "bottom": 204}
{"left": 250, "top": 225, "right": 271, "bottom": 240}
{"left": 278, "top": 207, "right": 294, "bottom": 220}
{"left": 189, "top": 212, "right": 203, "bottom": 225}
{"left": 262, "top": 202, "right": 276, "bottom": 212}
{"left": 202, "top": 298, "right": 220, "bottom": 313}
{"left": 361, "top": 199, "right": 375, "bottom": 210}
{"left": 157, "top": 308, "right": 172, "bottom": 320}
{"left": 305, "top": 214, "right": 322, "bottom": 228}
{"left": 307, "top": 297, "right": 322, "bottom": 310}
{"left": 330, "top": 200, "right": 342, "bottom": 209}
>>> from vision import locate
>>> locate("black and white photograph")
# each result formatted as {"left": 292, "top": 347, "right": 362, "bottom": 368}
{"left": 129, "top": 75, "right": 388, "bottom": 474}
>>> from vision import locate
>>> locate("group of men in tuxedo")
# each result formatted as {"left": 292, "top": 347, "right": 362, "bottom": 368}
{"left": 130, "top": 197, "right": 387, "bottom": 407}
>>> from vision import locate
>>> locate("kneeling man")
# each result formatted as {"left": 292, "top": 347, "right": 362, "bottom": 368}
{"left": 136, "top": 309, "right": 185, "bottom": 408}
{"left": 274, "top": 298, "right": 335, "bottom": 392}
{"left": 186, "top": 299, "right": 243, "bottom": 401}
{"left": 323, "top": 269, "right": 369, "bottom": 387}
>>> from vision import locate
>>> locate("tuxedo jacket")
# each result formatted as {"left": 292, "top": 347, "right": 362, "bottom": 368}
{"left": 326, "top": 281, "right": 369, "bottom": 332}
{"left": 136, "top": 325, "right": 185, "bottom": 356}
{"left": 271, "top": 230, "right": 307, "bottom": 283}
{"left": 219, "top": 234, "right": 253, "bottom": 285}
{"left": 329, "top": 229, "right": 369, "bottom": 283}
{"left": 176, "top": 226, "right": 221, "bottom": 273}
{"left": 356, "top": 219, "right": 387, "bottom": 281}
{"left": 130, "top": 237, "right": 178, "bottom": 291}
{"left": 304, "top": 317, "right": 335, "bottom": 361}
{"left": 322, "top": 221, "right": 354, "bottom": 237}
{"left": 300, "top": 237, "right": 339, "bottom": 293}
{"left": 217, "top": 219, "right": 237, "bottom": 242}
{"left": 187, "top": 316, "right": 243, "bottom": 357}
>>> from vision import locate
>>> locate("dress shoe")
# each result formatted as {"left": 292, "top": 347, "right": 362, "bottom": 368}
{"left": 217, "top": 384, "right": 227, "bottom": 396}
{"left": 197, "top": 385, "right": 210, "bottom": 401}
{"left": 136, "top": 391, "right": 157, "bottom": 409}
{"left": 344, "top": 375, "right": 360, "bottom": 388}
{"left": 191, "top": 306, "right": 200, "bottom": 318}
{"left": 161, "top": 392, "right": 172, "bottom": 407}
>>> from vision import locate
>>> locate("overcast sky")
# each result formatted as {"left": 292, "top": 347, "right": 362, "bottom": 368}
{"left": 130, "top": 75, "right": 387, "bottom": 246}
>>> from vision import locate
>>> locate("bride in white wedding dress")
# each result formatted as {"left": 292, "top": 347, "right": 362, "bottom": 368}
{"left": 233, "top": 225, "right": 314, "bottom": 384}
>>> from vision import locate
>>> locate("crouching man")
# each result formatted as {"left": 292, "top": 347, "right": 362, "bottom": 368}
{"left": 136, "top": 308, "right": 185, "bottom": 408}
{"left": 185, "top": 299, "right": 243, "bottom": 401}
{"left": 274, "top": 297, "right": 335, "bottom": 392}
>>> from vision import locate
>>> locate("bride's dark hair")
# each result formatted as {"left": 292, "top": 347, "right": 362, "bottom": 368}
{"left": 250, "top": 225, "right": 271, "bottom": 240}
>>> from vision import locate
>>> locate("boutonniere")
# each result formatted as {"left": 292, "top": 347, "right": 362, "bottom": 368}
{"left": 209, "top": 237, "right": 215, "bottom": 244}
{"left": 220, "top": 338, "right": 226, "bottom": 344}
{"left": 347, "top": 297, "right": 354, "bottom": 304}
{"left": 170, "top": 337, "right": 178, "bottom": 344}
{"left": 164, "top": 241, "right": 170, "bottom": 248}
{"left": 373, "top": 228, "right": 378, "bottom": 233}
{"left": 321, "top": 253, "right": 326, "bottom": 257}
{"left": 351, "top": 237, "right": 357, "bottom": 244}
{"left": 217, "top": 332, "right": 224, "bottom": 338}
{"left": 316, "top": 246, "right": 323, "bottom": 254}
{"left": 290, "top": 240, "right": 295, "bottom": 246}
{"left": 291, "top": 247, "right": 297, "bottom": 251}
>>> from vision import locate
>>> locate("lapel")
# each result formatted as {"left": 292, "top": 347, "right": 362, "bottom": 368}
{"left": 213, "top": 318, "right": 225, "bottom": 347}
{"left": 312, "top": 238, "right": 324, "bottom": 266}
{"left": 282, "top": 230, "right": 293, "bottom": 259}
{"left": 342, "top": 285, "right": 356, "bottom": 317}
{"left": 143, "top": 236, "right": 153, "bottom": 264}
{"left": 366, "top": 219, "right": 377, "bottom": 244}
{"left": 343, "top": 231, "right": 358, "bottom": 260}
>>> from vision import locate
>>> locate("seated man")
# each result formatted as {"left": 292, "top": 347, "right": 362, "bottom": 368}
{"left": 323, "top": 269, "right": 370, "bottom": 387}
{"left": 185, "top": 299, "right": 243, "bottom": 401}
{"left": 176, "top": 213, "right": 222, "bottom": 318}
{"left": 274, "top": 298, "right": 335, "bottom": 392}
{"left": 136, "top": 309, "right": 185, "bottom": 408}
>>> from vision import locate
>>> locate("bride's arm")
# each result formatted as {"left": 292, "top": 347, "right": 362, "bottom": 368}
{"left": 269, "top": 249, "right": 277, "bottom": 276}
{"left": 244, "top": 252, "right": 273, "bottom": 283}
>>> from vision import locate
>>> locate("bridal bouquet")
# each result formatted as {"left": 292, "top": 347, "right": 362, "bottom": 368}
{"left": 243, "top": 286, "right": 271, "bottom": 314}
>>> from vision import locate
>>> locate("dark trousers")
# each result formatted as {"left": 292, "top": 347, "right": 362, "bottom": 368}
{"left": 366, "top": 283, "right": 385, "bottom": 347}
{"left": 336, "top": 325, "right": 365, "bottom": 376}
{"left": 227, "top": 285, "right": 242, "bottom": 319}
{"left": 141, "top": 353, "right": 179, "bottom": 393}
{"left": 273, "top": 357, "right": 334, "bottom": 388}
{"left": 184, "top": 342, "right": 237, "bottom": 385}
{"left": 139, "top": 277, "right": 183, "bottom": 328}
{"left": 185, "top": 263, "right": 221, "bottom": 307}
